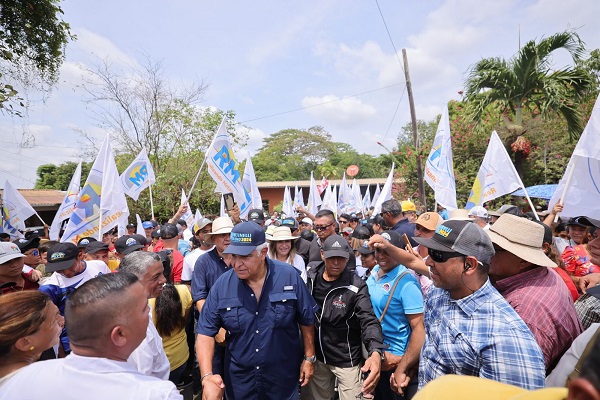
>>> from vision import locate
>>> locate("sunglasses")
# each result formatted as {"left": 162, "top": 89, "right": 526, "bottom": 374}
{"left": 314, "top": 222, "right": 334, "bottom": 232}
{"left": 338, "top": 220, "right": 349, "bottom": 224}
{"left": 428, "top": 248, "right": 464, "bottom": 263}
{"left": 25, "top": 249, "right": 39, "bottom": 256}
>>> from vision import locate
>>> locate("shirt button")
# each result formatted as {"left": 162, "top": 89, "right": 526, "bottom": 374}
{"left": 255, "top": 330, "right": 259, "bottom": 334}
{"left": 255, "top": 312, "right": 259, "bottom": 315}
{"left": 255, "top": 349, "right": 259, "bottom": 352}
{"left": 251, "top": 294, "right": 254, "bottom": 297}
{"left": 256, "top": 366, "right": 260, "bottom": 370}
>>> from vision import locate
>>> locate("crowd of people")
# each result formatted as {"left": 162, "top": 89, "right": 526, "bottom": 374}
{"left": 0, "top": 198, "right": 599, "bottom": 400}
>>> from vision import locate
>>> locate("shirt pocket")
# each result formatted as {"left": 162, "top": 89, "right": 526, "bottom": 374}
{"left": 269, "top": 291, "right": 297, "bottom": 328}
{"left": 218, "top": 297, "right": 244, "bottom": 333}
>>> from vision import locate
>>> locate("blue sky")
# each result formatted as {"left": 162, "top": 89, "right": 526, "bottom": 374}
{"left": 2, "top": 0, "right": 599, "bottom": 188}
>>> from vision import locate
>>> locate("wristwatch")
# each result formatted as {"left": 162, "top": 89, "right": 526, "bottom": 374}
{"left": 304, "top": 355, "right": 317, "bottom": 363}
{"left": 370, "top": 350, "right": 385, "bottom": 361}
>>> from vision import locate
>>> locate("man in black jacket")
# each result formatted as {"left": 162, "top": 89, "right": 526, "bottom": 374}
{"left": 305, "top": 234, "right": 384, "bottom": 400}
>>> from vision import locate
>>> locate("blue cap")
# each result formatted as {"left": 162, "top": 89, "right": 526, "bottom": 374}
{"left": 142, "top": 221, "right": 153, "bottom": 229}
{"left": 223, "top": 221, "right": 266, "bottom": 256}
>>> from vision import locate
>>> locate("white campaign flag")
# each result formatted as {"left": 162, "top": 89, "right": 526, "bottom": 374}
{"left": 338, "top": 173, "right": 357, "bottom": 214}
{"left": 2, "top": 180, "right": 37, "bottom": 237}
{"left": 242, "top": 157, "right": 263, "bottom": 210}
{"left": 136, "top": 214, "right": 145, "bottom": 236}
{"left": 362, "top": 184, "right": 371, "bottom": 211}
{"left": 307, "top": 172, "right": 322, "bottom": 215}
{"left": 372, "top": 184, "right": 381, "bottom": 207}
{"left": 549, "top": 93, "right": 600, "bottom": 219}
{"left": 294, "top": 184, "right": 305, "bottom": 209}
{"left": 282, "top": 186, "right": 295, "bottom": 218}
{"left": 49, "top": 162, "right": 82, "bottom": 240}
{"left": 62, "top": 135, "right": 130, "bottom": 243}
{"left": 424, "top": 105, "right": 458, "bottom": 210}
{"left": 220, "top": 194, "right": 226, "bottom": 217}
{"left": 205, "top": 117, "right": 253, "bottom": 218}
{"left": 372, "top": 164, "right": 395, "bottom": 215}
{"left": 351, "top": 179, "right": 364, "bottom": 214}
{"left": 120, "top": 148, "right": 156, "bottom": 201}
{"left": 465, "top": 131, "right": 525, "bottom": 209}
{"left": 321, "top": 184, "right": 337, "bottom": 214}
{"left": 195, "top": 209, "right": 202, "bottom": 224}
{"left": 180, "top": 189, "right": 195, "bottom": 228}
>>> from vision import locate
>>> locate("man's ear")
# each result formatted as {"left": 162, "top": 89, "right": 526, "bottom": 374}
{"left": 568, "top": 377, "right": 600, "bottom": 400}
{"left": 320, "top": 250, "right": 325, "bottom": 262}
{"left": 110, "top": 326, "right": 127, "bottom": 347}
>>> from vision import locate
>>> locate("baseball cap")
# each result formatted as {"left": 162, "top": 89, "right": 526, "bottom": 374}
{"left": 151, "top": 228, "right": 161, "bottom": 239}
{"left": 46, "top": 243, "right": 80, "bottom": 272}
{"left": 193, "top": 218, "right": 213, "bottom": 234}
{"left": 77, "top": 236, "right": 98, "bottom": 249}
{"left": 401, "top": 200, "right": 417, "bottom": 213}
{"left": 342, "top": 227, "right": 354, "bottom": 236}
{"left": 412, "top": 212, "right": 442, "bottom": 231}
{"left": 85, "top": 241, "right": 109, "bottom": 254}
{"left": 351, "top": 226, "right": 371, "bottom": 240}
{"left": 114, "top": 235, "right": 144, "bottom": 255}
{"left": 223, "top": 221, "right": 266, "bottom": 256}
{"left": 357, "top": 241, "right": 374, "bottom": 255}
{"left": 322, "top": 235, "right": 351, "bottom": 259}
{"left": 12, "top": 237, "right": 40, "bottom": 252}
{"left": 281, "top": 217, "right": 299, "bottom": 230}
{"left": 380, "top": 230, "right": 405, "bottom": 249}
{"left": 142, "top": 221, "right": 154, "bottom": 229}
{"left": 132, "top": 234, "right": 148, "bottom": 246}
{"left": 0, "top": 242, "right": 25, "bottom": 264}
{"left": 488, "top": 205, "right": 521, "bottom": 218}
{"left": 160, "top": 223, "right": 179, "bottom": 240}
{"left": 301, "top": 217, "right": 313, "bottom": 226}
{"left": 176, "top": 219, "right": 187, "bottom": 227}
{"left": 567, "top": 216, "right": 600, "bottom": 228}
{"left": 247, "top": 209, "right": 265, "bottom": 223}
{"left": 413, "top": 220, "right": 495, "bottom": 265}
{"left": 126, "top": 223, "right": 135, "bottom": 229}
{"left": 468, "top": 206, "right": 488, "bottom": 219}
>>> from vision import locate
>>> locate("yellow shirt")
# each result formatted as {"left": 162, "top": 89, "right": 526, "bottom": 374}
{"left": 149, "top": 285, "right": 193, "bottom": 371}
{"left": 414, "top": 375, "right": 567, "bottom": 400}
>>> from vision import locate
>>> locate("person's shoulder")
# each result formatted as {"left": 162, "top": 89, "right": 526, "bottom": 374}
{"left": 85, "top": 260, "right": 111, "bottom": 274}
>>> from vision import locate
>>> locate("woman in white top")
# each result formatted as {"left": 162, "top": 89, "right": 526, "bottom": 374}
{"left": 267, "top": 226, "right": 307, "bottom": 282}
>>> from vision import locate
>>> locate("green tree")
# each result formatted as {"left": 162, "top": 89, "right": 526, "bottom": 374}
{"left": 35, "top": 161, "right": 92, "bottom": 189}
{"left": 0, "top": 0, "right": 74, "bottom": 114}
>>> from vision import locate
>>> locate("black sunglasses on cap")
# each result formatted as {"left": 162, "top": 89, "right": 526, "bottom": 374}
{"left": 428, "top": 248, "right": 464, "bottom": 263}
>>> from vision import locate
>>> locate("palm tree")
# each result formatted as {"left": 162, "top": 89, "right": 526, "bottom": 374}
{"left": 464, "top": 31, "right": 594, "bottom": 176}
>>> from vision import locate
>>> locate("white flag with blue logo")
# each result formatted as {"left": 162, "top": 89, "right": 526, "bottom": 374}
{"left": 120, "top": 148, "right": 156, "bottom": 201}
{"left": 242, "top": 156, "right": 262, "bottom": 210}
{"left": 2, "top": 180, "right": 37, "bottom": 238}
{"left": 49, "top": 161, "right": 82, "bottom": 240}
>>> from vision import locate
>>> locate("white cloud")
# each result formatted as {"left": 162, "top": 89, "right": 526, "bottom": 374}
{"left": 301, "top": 95, "right": 377, "bottom": 128}
{"left": 71, "top": 28, "right": 139, "bottom": 67}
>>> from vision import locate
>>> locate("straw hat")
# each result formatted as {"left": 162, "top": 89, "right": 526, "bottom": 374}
{"left": 265, "top": 225, "right": 277, "bottom": 240}
{"left": 448, "top": 209, "right": 475, "bottom": 221}
{"left": 268, "top": 226, "right": 299, "bottom": 241}
{"left": 204, "top": 216, "right": 234, "bottom": 243}
{"left": 486, "top": 214, "right": 556, "bottom": 267}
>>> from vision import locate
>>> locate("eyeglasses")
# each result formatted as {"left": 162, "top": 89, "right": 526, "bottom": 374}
{"left": 338, "top": 220, "right": 349, "bottom": 224}
{"left": 428, "top": 248, "right": 464, "bottom": 263}
{"left": 314, "top": 222, "right": 334, "bottom": 232}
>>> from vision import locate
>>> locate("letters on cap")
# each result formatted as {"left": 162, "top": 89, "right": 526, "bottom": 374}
{"left": 50, "top": 252, "right": 66, "bottom": 261}
{"left": 126, "top": 238, "right": 137, "bottom": 246}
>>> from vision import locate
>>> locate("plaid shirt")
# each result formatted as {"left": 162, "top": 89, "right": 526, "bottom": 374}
{"left": 575, "top": 293, "right": 600, "bottom": 330}
{"left": 495, "top": 267, "right": 583, "bottom": 370}
{"left": 419, "top": 280, "right": 546, "bottom": 390}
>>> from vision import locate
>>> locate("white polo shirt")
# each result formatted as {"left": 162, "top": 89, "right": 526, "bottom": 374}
{"left": 0, "top": 353, "right": 181, "bottom": 400}
{"left": 127, "top": 306, "right": 171, "bottom": 380}
{"left": 181, "top": 246, "right": 213, "bottom": 281}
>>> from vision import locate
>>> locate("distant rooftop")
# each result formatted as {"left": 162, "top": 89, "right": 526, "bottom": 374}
{"left": 256, "top": 178, "right": 387, "bottom": 189}
{"left": 0, "top": 189, "right": 64, "bottom": 206}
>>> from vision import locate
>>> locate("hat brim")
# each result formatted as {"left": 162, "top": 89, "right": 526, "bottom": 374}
{"left": 204, "top": 227, "right": 232, "bottom": 244}
{"left": 568, "top": 216, "right": 600, "bottom": 228}
{"left": 486, "top": 230, "right": 556, "bottom": 267}
{"left": 269, "top": 235, "right": 299, "bottom": 241}
{"left": 323, "top": 249, "right": 350, "bottom": 259}
{"left": 357, "top": 247, "right": 374, "bottom": 255}
{"left": 118, "top": 244, "right": 144, "bottom": 256}
{"left": 413, "top": 236, "right": 456, "bottom": 253}
{"left": 46, "top": 258, "right": 77, "bottom": 272}
{"left": 222, "top": 244, "right": 256, "bottom": 256}
{"left": 0, "top": 253, "right": 25, "bottom": 264}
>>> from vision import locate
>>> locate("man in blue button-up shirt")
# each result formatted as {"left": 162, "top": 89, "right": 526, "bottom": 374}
{"left": 197, "top": 222, "right": 318, "bottom": 400}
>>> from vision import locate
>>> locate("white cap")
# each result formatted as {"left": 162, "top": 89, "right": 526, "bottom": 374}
{"left": 468, "top": 206, "right": 488, "bottom": 219}
{"left": 301, "top": 217, "right": 313, "bottom": 225}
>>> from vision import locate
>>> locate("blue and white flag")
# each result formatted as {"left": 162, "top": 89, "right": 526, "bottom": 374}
{"left": 242, "top": 156, "right": 262, "bottom": 210}
{"left": 205, "top": 118, "right": 252, "bottom": 218}
{"left": 282, "top": 186, "right": 295, "bottom": 218}
{"left": 362, "top": 184, "right": 371, "bottom": 211}
{"left": 49, "top": 162, "right": 82, "bottom": 240}
{"left": 120, "top": 148, "right": 155, "bottom": 201}
{"left": 424, "top": 105, "right": 458, "bottom": 210}
{"left": 549, "top": 93, "right": 600, "bottom": 219}
{"left": 294, "top": 184, "right": 305, "bottom": 209}
{"left": 2, "top": 180, "right": 37, "bottom": 238}
{"left": 372, "top": 164, "right": 395, "bottom": 215}
{"left": 62, "top": 135, "right": 129, "bottom": 243}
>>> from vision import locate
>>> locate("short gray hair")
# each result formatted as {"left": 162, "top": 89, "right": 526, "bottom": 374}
{"left": 118, "top": 251, "right": 161, "bottom": 279}
{"left": 254, "top": 242, "right": 268, "bottom": 255}
{"left": 381, "top": 199, "right": 402, "bottom": 216}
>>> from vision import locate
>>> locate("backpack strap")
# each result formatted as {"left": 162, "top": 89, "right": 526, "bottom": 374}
{"left": 378, "top": 270, "right": 411, "bottom": 323}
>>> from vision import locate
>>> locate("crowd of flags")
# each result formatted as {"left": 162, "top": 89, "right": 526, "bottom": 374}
{"left": 3, "top": 93, "right": 600, "bottom": 241}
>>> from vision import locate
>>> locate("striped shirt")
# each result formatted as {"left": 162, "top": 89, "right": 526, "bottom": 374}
{"left": 419, "top": 280, "right": 546, "bottom": 390}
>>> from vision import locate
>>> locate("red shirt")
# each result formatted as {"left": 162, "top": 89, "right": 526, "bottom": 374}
{"left": 552, "top": 267, "right": 580, "bottom": 302}
{"left": 0, "top": 273, "right": 39, "bottom": 295}
{"left": 495, "top": 266, "right": 583, "bottom": 370}
{"left": 170, "top": 249, "right": 184, "bottom": 283}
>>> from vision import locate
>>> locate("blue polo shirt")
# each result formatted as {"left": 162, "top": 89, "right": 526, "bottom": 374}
{"left": 366, "top": 264, "right": 423, "bottom": 356}
{"left": 392, "top": 219, "right": 418, "bottom": 246}
{"left": 197, "top": 258, "right": 317, "bottom": 400}
{"left": 191, "top": 248, "right": 230, "bottom": 303}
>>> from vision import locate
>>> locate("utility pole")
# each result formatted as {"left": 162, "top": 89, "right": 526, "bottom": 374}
{"left": 402, "top": 48, "right": 426, "bottom": 209}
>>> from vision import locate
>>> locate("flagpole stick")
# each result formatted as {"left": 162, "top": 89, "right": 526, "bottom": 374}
{"left": 149, "top": 185, "right": 155, "bottom": 220}
{"left": 521, "top": 189, "right": 540, "bottom": 221}
{"left": 187, "top": 157, "right": 207, "bottom": 203}
{"left": 98, "top": 210, "right": 103, "bottom": 241}
{"left": 554, "top": 158, "right": 577, "bottom": 223}
{"left": 34, "top": 211, "right": 47, "bottom": 226}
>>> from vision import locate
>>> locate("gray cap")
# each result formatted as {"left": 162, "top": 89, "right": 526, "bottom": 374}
{"left": 413, "top": 219, "right": 495, "bottom": 265}
{"left": 322, "top": 235, "right": 351, "bottom": 259}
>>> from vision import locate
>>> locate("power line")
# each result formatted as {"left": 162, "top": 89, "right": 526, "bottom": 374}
{"left": 0, "top": 167, "right": 37, "bottom": 185}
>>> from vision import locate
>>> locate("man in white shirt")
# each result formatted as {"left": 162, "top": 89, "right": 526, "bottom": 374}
{"left": 0, "top": 273, "right": 182, "bottom": 400}
{"left": 118, "top": 251, "right": 170, "bottom": 380}
{"left": 181, "top": 218, "right": 214, "bottom": 286}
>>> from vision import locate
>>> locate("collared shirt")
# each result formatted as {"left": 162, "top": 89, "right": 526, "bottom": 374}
{"left": 391, "top": 219, "right": 418, "bottom": 247}
{"left": 366, "top": 264, "right": 423, "bottom": 355}
{"left": 574, "top": 293, "right": 600, "bottom": 330}
{"left": 191, "top": 248, "right": 230, "bottom": 303}
{"left": 494, "top": 267, "right": 583, "bottom": 370}
{"left": 197, "top": 259, "right": 317, "bottom": 400}
{"left": 127, "top": 306, "right": 171, "bottom": 380}
{"left": 0, "top": 353, "right": 181, "bottom": 400}
{"left": 181, "top": 246, "right": 213, "bottom": 282}
{"left": 419, "top": 280, "right": 546, "bottom": 390}
{"left": 0, "top": 273, "right": 38, "bottom": 295}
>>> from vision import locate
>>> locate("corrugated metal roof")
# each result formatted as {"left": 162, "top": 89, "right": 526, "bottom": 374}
{"left": 256, "top": 178, "right": 388, "bottom": 189}
{"left": 0, "top": 189, "right": 65, "bottom": 206}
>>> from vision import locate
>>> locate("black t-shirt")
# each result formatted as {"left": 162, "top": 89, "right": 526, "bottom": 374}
{"left": 312, "top": 271, "right": 341, "bottom": 309}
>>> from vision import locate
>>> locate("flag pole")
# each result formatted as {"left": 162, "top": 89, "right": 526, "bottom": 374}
{"left": 98, "top": 210, "right": 103, "bottom": 240}
{"left": 520, "top": 188, "right": 540, "bottom": 221}
{"left": 554, "top": 158, "right": 577, "bottom": 223}
{"left": 149, "top": 185, "right": 155, "bottom": 220}
{"left": 187, "top": 158, "right": 207, "bottom": 203}
{"left": 34, "top": 211, "right": 47, "bottom": 226}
